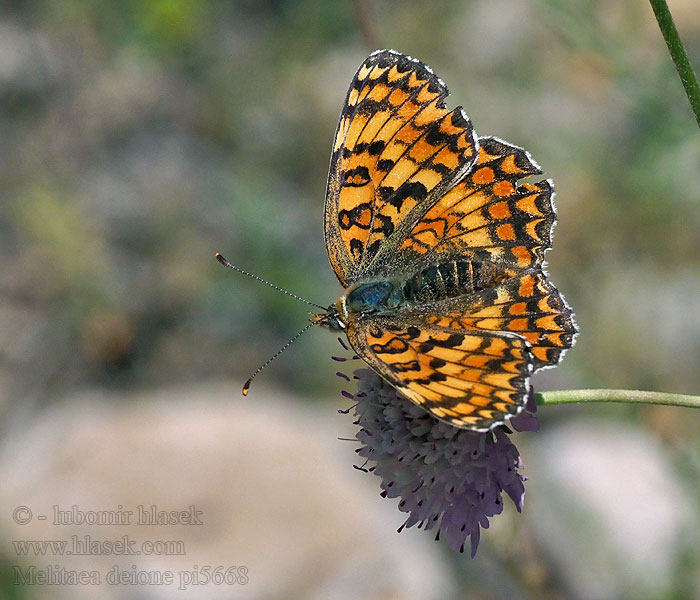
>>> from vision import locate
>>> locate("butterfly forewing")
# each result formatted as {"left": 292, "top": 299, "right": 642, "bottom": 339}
{"left": 324, "top": 50, "right": 478, "bottom": 287}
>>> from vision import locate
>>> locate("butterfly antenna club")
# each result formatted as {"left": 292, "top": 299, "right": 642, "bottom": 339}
{"left": 215, "top": 253, "right": 325, "bottom": 309}
{"left": 241, "top": 322, "right": 315, "bottom": 395}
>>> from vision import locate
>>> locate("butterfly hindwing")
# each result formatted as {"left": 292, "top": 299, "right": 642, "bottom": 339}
{"left": 346, "top": 317, "right": 533, "bottom": 431}
{"left": 424, "top": 269, "right": 577, "bottom": 371}
{"left": 325, "top": 50, "right": 478, "bottom": 286}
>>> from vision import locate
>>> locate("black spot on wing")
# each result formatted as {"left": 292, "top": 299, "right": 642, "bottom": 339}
{"left": 406, "top": 326, "right": 421, "bottom": 338}
{"left": 391, "top": 360, "right": 421, "bottom": 373}
{"left": 376, "top": 158, "right": 395, "bottom": 172}
{"left": 355, "top": 99, "right": 383, "bottom": 116}
{"left": 371, "top": 337, "right": 410, "bottom": 354}
{"left": 349, "top": 238, "right": 364, "bottom": 261}
{"left": 368, "top": 140, "right": 386, "bottom": 156}
{"left": 424, "top": 122, "right": 452, "bottom": 148}
{"left": 418, "top": 333, "right": 463, "bottom": 353}
{"left": 338, "top": 202, "right": 372, "bottom": 230}
{"left": 371, "top": 213, "right": 395, "bottom": 236}
{"left": 388, "top": 181, "right": 428, "bottom": 208}
{"left": 343, "top": 166, "right": 371, "bottom": 187}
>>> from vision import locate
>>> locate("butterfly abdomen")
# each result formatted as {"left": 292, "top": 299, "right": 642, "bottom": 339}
{"left": 402, "top": 259, "right": 510, "bottom": 304}
{"left": 344, "top": 259, "right": 512, "bottom": 317}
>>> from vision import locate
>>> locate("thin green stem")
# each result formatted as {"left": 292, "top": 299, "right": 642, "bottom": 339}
{"left": 535, "top": 389, "right": 700, "bottom": 409}
{"left": 649, "top": 0, "right": 700, "bottom": 129}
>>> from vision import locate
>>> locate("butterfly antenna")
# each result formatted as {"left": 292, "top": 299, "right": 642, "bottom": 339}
{"left": 242, "top": 322, "right": 315, "bottom": 395}
{"left": 215, "top": 253, "right": 325, "bottom": 310}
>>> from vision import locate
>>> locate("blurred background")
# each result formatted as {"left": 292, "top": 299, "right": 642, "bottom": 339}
{"left": 0, "top": 0, "right": 699, "bottom": 598}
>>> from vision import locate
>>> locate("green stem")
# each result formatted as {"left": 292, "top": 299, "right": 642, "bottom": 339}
{"left": 649, "top": 0, "right": 700, "bottom": 129}
{"left": 535, "top": 389, "right": 700, "bottom": 409}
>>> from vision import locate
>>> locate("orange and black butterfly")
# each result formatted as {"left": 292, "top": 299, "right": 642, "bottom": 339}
{"left": 221, "top": 50, "right": 577, "bottom": 432}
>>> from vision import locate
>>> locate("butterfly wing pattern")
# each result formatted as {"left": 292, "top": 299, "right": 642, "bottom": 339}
{"left": 323, "top": 50, "right": 576, "bottom": 431}
{"left": 324, "top": 49, "right": 478, "bottom": 287}
{"left": 346, "top": 320, "right": 533, "bottom": 429}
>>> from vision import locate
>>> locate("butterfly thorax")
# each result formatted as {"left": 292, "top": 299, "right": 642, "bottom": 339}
{"left": 314, "top": 258, "right": 515, "bottom": 331}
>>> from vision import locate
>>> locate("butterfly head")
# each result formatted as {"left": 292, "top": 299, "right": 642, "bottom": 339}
{"left": 311, "top": 297, "right": 347, "bottom": 331}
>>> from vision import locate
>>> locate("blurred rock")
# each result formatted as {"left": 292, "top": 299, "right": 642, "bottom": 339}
{"left": 0, "top": 383, "right": 454, "bottom": 600}
{"left": 524, "top": 420, "right": 696, "bottom": 600}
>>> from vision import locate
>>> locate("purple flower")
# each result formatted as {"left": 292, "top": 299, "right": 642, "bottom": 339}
{"left": 346, "top": 368, "right": 536, "bottom": 557}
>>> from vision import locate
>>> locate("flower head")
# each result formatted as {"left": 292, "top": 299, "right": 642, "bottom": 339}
{"left": 347, "top": 368, "right": 536, "bottom": 557}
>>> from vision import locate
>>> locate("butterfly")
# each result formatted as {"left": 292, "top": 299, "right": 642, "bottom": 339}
{"left": 217, "top": 49, "right": 577, "bottom": 431}
{"left": 309, "top": 49, "right": 577, "bottom": 432}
